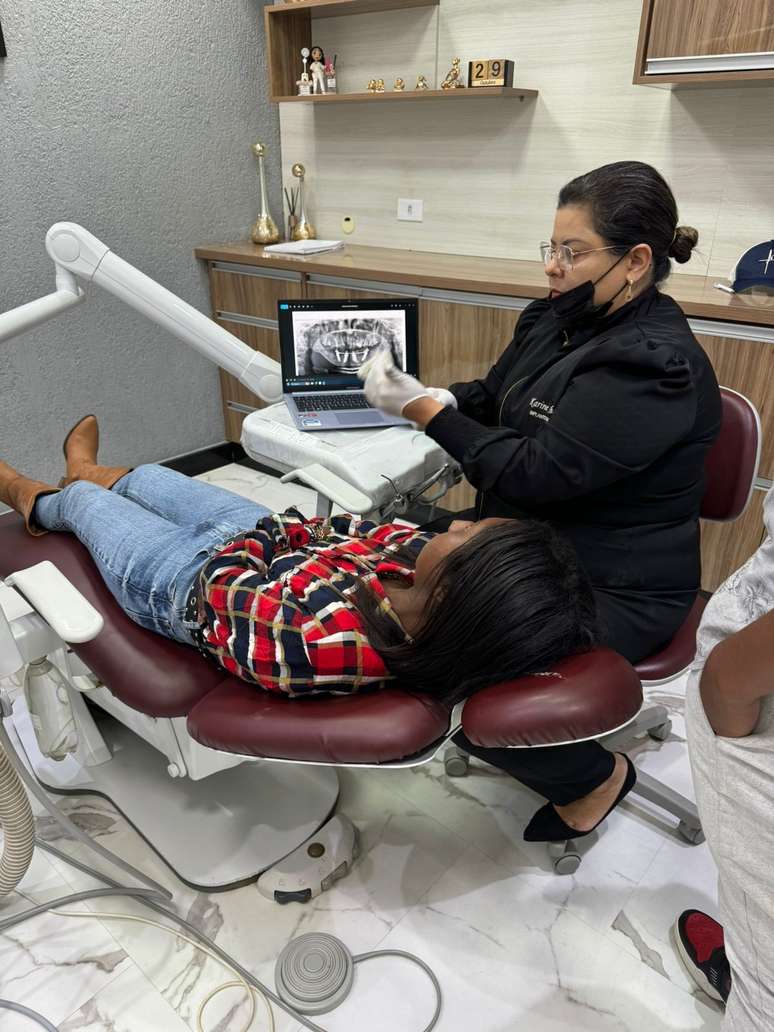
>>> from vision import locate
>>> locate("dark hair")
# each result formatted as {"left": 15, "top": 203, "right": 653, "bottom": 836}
{"left": 355, "top": 520, "right": 598, "bottom": 703}
{"left": 311, "top": 45, "right": 325, "bottom": 62}
{"left": 557, "top": 161, "right": 698, "bottom": 284}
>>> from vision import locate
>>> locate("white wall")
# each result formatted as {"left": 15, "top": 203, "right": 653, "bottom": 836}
{"left": 279, "top": 0, "right": 774, "bottom": 279}
{"left": 0, "top": 0, "right": 282, "bottom": 483}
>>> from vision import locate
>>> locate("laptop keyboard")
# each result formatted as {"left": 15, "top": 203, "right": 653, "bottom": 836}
{"left": 296, "top": 393, "right": 369, "bottom": 412}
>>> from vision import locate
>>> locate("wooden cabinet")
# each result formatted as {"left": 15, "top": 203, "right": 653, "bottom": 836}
{"left": 701, "top": 487, "right": 766, "bottom": 592}
{"left": 210, "top": 267, "right": 302, "bottom": 320}
{"left": 634, "top": 0, "right": 774, "bottom": 85}
{"left": 696, "top": 331, "right": 774, "bottom": 477}
{"left": 420, "top": 297, "right": 523, "bottom": 511}
{"left": 208, "top": 266, "right": 302, "bottom": 441}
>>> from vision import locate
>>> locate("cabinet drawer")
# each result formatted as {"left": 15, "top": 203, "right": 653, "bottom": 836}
{"left": 697, "top": 332, "right": 774, "bottom": 477}
{"left": 701, "top": 486, "right": 766, "bottom": 592}
{"left": 217, "top": 321, "right": 280, "bottom": 442}
{"left": 210, "top": 266, "right": 302, "bottom": 322}
{"left": 419, "top": 298, "right": 521, "bottom": 386}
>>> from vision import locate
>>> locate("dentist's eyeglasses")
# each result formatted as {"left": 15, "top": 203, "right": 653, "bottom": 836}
{"left": 540, "top": 242, "right": 619, "bottom": 272}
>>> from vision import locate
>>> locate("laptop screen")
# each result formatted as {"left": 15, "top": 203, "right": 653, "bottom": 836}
{"left": 277, "top": 298, "right": 419, "bottom": 394}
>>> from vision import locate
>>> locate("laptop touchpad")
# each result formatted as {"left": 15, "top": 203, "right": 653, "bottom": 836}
{"left": 336, "top": 412, "right": 383, "bottom": 426}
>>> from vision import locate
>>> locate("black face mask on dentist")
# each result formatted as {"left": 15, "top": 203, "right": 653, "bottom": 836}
{"left": 549, "top": 251, "right": 631, "bottom": 331}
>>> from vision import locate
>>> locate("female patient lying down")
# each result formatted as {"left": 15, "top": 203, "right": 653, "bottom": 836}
{"left": 0, "top": 415, "right": 597, "bottom": 701}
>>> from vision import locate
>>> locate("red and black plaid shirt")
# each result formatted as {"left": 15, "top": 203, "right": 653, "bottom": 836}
{"left": 186, "top": 511, "right": 433, "bottom": 696}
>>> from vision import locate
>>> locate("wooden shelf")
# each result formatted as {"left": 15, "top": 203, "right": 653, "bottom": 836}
{"left": 274, "top": 86, "right": 537, "bottom": 103}
{"left": 267, "top": 0, "right": 439, "bottom": 18}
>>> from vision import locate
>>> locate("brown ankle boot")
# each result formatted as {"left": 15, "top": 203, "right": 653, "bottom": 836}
{"left": 60, "top": 414, "right": 131, "bottom": 490}
{"left": 0, "top": 460, "right": 59, "bottom": 537}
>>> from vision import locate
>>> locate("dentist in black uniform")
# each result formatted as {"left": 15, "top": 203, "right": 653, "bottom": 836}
{"left": 361, "top": 161, "right": 722, "bottom": 843}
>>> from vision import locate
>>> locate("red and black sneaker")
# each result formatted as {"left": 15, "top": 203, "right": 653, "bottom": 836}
{"left": 672, "top": 909, "right": 732, "bottom": 1004}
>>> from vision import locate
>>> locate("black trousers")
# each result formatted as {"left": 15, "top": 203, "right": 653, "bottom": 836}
{"left": 423, "top": 510, "right": 692, "bottom": 805}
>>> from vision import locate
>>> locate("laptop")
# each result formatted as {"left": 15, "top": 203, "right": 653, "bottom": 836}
{"left": 277, "top": 297, "right": 420, "bottom": 431}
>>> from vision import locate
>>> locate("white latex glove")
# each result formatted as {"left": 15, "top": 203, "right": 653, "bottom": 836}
{"left": 425, "top": 387, "right": 458, "bottom": 410}
{"left": 359, "top": 349, "right": 431, "bottom": 418}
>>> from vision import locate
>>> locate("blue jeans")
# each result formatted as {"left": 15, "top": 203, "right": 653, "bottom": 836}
{"left": 34, "top": 465, "right": 271, "bottom": 644}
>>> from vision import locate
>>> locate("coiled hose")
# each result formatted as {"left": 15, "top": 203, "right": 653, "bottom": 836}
{"left": 0, "top": 741, "right": 35, "bottom": 897}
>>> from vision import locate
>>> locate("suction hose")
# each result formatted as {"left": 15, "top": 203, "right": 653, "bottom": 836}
{"left": 0, "top": 742, "right": 35, "bottom": 897}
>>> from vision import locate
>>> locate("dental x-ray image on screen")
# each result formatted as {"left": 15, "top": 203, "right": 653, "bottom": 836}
{"left": 291, "top": 310, "right": 407, "bottom": 377}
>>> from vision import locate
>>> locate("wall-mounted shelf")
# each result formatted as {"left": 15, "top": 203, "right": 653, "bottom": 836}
{"left": 268, "top": 0, "right": 439, "bottom": 18}
{"left": 265, "top": 0, "right": 538, "bottom": 104}
{"left": 273, "top": 87, "right": 537, "bottom": 103}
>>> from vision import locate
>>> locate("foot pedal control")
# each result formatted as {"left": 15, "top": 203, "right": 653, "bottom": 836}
{"left": 257, "top": 815, "right": 358, "bottom": 904}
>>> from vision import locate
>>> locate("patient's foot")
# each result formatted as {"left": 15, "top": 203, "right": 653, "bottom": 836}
{"left": 553, "top": 753, "right": 629, "bottom": 833}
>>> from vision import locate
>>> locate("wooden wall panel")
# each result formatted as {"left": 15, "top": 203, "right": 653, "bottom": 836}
{"left": 216, "top": 322, "right": 281, "bottom": 442}
{"left": 210, "top": 270, "right": 302, "bottom": 321}
{"left": 701, "top": 487, "right": 766, "bottom": 591}
{"left": 648, "top": 0, "right": 774, "bottom": 58}
{"left": 420, "top": 299, "right": 522, "bottom": 513}
{"left": 696, "top": 333, "right": 774, "bottom": 477}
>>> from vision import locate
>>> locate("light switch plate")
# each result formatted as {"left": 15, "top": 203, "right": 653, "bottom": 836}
{"left": 397, "top": 198, "right": 424, "bottom": 222}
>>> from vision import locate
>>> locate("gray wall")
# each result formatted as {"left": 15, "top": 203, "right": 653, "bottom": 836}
{"left": 0, "top": 0, "right": 282, "bottom": 484}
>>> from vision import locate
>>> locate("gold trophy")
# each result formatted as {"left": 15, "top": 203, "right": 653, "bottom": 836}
{"left": 290, "top": 163, "right": 316, "bottom": 241}
{"left": 249, "top": 142, "right": 280, "bottom": 245}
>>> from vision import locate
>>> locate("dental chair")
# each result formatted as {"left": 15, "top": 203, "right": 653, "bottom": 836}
{"left": 0, "top": 224, "right": 758, "bottom": 896}
{"left": 445, "top": 384, "right": 762, "bottom": 871}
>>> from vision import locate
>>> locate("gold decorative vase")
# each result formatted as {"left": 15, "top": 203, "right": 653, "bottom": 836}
{"left": 290, "top": 163, "right": 316, "bottom": 241}
{"left": 249, "top": 142, "right": 280, "bottom": 245}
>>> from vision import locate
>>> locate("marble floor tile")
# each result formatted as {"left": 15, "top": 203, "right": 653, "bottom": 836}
{"left": 59, "top": 963, "right": 195, "bottom": 1032}
{"left": 0, "top": 899, "right": 129, "bottom": 1032}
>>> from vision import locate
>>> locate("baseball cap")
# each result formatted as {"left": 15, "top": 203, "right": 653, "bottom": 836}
{"left": 730, "top": 240, "right": 774, "bottom": 293}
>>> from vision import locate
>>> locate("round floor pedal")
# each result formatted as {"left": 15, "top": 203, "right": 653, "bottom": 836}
{"left": 275, "top": 933, "right": 355, "bottom": 1015}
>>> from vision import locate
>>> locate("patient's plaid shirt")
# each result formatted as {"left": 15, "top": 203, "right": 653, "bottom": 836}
{"left": 186, "top": 511, "right": 433, "bottom": 696}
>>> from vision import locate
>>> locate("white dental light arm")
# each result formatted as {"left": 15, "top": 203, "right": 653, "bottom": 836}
{"left": 0, "top": 223, "right": 283, "bottom": 404}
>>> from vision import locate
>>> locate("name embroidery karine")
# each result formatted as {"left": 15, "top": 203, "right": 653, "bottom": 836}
{"left": 529, "top": 397, "right": 555, "bottom": 422}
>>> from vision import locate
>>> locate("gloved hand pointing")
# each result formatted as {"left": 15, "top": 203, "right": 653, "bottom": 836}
{"left": 359, "top": 350, "right": 457, "bottom": 419}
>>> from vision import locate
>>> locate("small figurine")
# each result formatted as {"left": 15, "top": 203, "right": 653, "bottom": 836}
{"left": 367, "top": 79, "right": 377, "bottom": 92}
{"left": 441, "top": 57, "right": 465, "bottom": 89}
{"left": 415, "top": 74, "right": 430, "bottom": 91}
{"left": 309, "top": 45, "right": 326, "bottom": 95}
{"left": 394, "top": 77, "right": 406, "bottom": 91}
{"left": 375, "top": 78, "right": 385, "bottom": 92}
{"left": 324, "top": 54, "right": 338, "bottom": 93}
{"left": 297, "top": 47, "right": 312, "bottom": 96}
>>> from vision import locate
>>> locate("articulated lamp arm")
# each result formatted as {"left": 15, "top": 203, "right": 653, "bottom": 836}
{"left": 0, "top": 223, "right": 283, "bottom": 404}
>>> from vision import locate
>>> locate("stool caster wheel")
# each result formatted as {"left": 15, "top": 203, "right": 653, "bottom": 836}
{"left": 648, "top": 720, "right": 672, "bottom": 742}
{"left": 678, "top": 820, "right": 705, "bottom": 846}
{"left": 548, "top": 841, "right": 581, "bottom": 876}
{"left": 444, "top": 747, "right": 470, "bottom": 778}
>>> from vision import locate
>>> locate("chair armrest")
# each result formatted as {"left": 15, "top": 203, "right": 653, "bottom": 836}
{"left": 5, "top": 560, "right": 104, "bottom": 644}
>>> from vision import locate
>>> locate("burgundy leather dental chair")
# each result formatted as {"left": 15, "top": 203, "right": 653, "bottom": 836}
{"left": 0, "top": 388, "right": 760, "bottom": 884}
{"left": 446, "top": 385, "right": 762, "bottom": 871}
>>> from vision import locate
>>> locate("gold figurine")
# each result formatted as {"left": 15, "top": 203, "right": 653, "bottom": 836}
{"left": 441, "top": 57, "right": 465, "bottom": 89}
{"left": 393, "top": 77, "right": 406, "bottom": 91}
{"left": 249, "top": 142, "right": 280, "bottom": 245}
{"left": 415, "top": 74, "right": 430, "bottom": 91}
{"left": 290, "top": 163, "right": 316, "bottom": 241}
{"left": 375, "top": 78, "right": 385, "bottom": 92}
{"left": 367, "top": 79, "right": 377, "bottom": 92}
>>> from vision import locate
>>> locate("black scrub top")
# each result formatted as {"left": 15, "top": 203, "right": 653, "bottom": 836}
{"left": 425, "top": 285, "right": 722, "bottom": 663}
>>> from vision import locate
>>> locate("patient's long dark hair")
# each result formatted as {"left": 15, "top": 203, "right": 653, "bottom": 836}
{"left": 355, "top": 520, "right": 598, "bottom": 702}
